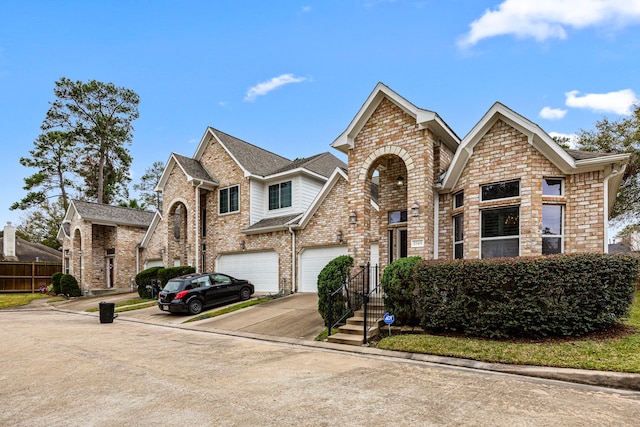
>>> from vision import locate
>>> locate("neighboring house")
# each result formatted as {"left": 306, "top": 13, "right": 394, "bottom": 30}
{"left": 1, "top": 222, "right": 62, "bottom": 263}
{"left": 57, "top": 201, "right": 155, "bottom": 290}
{"left": 59, "top": 82, "right": 630, "bottom": 294}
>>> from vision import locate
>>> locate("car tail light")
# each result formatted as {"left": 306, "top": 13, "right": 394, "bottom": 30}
{"left": 176, "top": 290, "right": 189, "bottom": 300}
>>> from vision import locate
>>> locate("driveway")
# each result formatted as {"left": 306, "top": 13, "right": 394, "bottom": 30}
{"left": 51, "top": 292, "right": 326, "bottom": 340}
{"left": 2, "top": 304, "right": 639, "bottom": 426}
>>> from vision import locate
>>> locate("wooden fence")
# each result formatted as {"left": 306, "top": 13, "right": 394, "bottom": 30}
{"left": 0, "top": 262, "right": 62, "bottom": 293}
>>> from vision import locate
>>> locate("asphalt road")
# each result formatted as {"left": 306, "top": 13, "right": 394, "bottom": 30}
{"left": 1, "top": 303, "right": 639, "bottom": 426}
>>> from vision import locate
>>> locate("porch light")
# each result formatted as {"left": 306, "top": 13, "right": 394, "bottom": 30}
{"left": 397, "top": 176, "right": 405, "bottom": 186}
{"left": 336, "top": 230, "right": 344, "bottom": 243}
{"left": 411, "top": 201, "right": 420, "bottom": 217}
{"left": 349, "top": 210, "right": 357, "bottom": 225}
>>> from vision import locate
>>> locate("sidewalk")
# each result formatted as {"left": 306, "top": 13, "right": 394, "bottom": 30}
{"left": 44, "top": 292, "right": 640, "bottom": 392}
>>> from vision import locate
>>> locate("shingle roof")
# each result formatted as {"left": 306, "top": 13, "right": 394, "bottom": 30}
{"left": 210, "top": 127, "right": 292, "bottom": 176}
{"left": 272, "top": 152, "right": 347, "bottom": 178}
{"left": 71, "top": 200, "right": 155, "bottom": 228}
{"left": 242, "top": 213, "right": 302, "bottom": 233}
{"left": 565, "top": 149, "right": 619, "bottom": 161}
{"left": 0, "top": 235, "right": 62, "bottom": 262}
{"left": 173, "top": 153, "right": 218, "bottom": 184}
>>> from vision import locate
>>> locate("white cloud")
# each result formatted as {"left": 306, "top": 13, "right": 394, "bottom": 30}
{"left": 244, "top": 74, "right": 307, "bottom": 102}
{"left": 539, "top": 107, "right": 567, "bottom": 120}
{"left": 565, "top": 89, "right": 638, "bottom": 115}
{"left": 458, "top": 0, "right": 640, "bottom": 48}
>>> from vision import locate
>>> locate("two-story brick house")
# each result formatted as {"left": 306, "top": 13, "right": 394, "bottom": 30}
{"left": 59, "top": 82, "right": 629, "bottom": 294}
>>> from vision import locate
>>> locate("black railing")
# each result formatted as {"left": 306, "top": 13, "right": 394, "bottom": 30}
{"left": 363, "top": 264, "right": 383, "bottom": 344}
{"left": 327, "top": 263, "right": 383, "bottom": 343}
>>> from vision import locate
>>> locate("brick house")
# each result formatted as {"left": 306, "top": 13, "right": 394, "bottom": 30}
{"left": 59, "top": 82, "right": 629, "bottom": 294}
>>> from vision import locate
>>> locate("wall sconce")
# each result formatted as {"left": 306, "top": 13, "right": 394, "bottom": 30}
{"left": 411, "top": 201, "right": 420, "bottom": 217}
{"left": 336, "top": 230, "right": 344, "bottom": 243}
{"left": 397, "top": 176, "right": 405, "bottom": 186}
{"left": 239, "top": 240, "right": 246, "bottom": 250}
{"left": 349, "top": 210, "right": 357, "bottom": 225}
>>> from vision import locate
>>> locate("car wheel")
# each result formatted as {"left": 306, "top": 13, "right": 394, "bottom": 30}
{"left": 239, "top": 287, "right": 251, "bottom": 301}
{"left": 187, "top": 298, "right": 203, "bottom": 315}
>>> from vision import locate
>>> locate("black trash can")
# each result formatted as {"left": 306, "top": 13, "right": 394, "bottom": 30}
{"left": 99, "top": 301, "right": 116, "bottom": 324}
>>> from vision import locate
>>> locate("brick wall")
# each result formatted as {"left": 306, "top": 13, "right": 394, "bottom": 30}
{"left": 438, "top": 119, "right": 606, "bottom": 259}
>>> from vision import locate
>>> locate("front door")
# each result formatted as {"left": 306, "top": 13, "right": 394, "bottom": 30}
{"left": 388, "top": 228, "right": 408, "bottom": 263}
{"left": 106, "top": 258, "right": 114, "bottom": 288}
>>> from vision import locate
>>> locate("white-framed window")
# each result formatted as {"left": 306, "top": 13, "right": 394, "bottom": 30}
{"left": 481, "top": 206, "right": 520, "bottom": 258}
{"left": 543, "top": 178, "right": 564, "bottom": 196}
{"left": 268, "top": 181, "right": 292, "bottom": 210}
{"left": 453, "top": 214, "right": 463, "bottom": 259}
{"left": 454, "top": 191, "right": 464, "bottom": 208}
{"left": 542, "top": 204, "right": 563, "bottom": 255}
{"left": 481, "top": 180, "right": 520, "bottom": 201}
{"left": 219, "top": 185, "right": 239, "bottom": 214}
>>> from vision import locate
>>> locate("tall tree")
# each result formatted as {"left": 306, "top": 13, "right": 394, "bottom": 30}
{"left": 133, "top": 161, "right": 164, "bottom": 211}
{"left": 16, "top": 199, "right": 66, "bottom": 250}
{"left": 11, "top": 130, "right": 77, "bottom": 212}
{"left": 42, "top": 77, "right": 140, "bottom": 204}
{"left": 573, "top": 104, "right": 640, "bottom": 224}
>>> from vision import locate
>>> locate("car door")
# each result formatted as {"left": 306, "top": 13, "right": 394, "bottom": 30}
{"left": 212, "top": 273, "right": 234, "bottom": 300}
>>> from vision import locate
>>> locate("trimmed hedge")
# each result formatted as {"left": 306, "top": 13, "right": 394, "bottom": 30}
{"left": 60, "top": 274, "right": 81, "bottom": 297}
{"left": 135, "top": 266, "right": 196, "bottom": 298}
{"left": 381, "top": 256, "right": 422, "bottom": 326}
{"left": 317, "top": 255, "right": 353, "bottom": 327}
{"left": 51, "top": 272, "right": 63, "bottom": 295}
{"left": 386, "top": 253, "right": 639, "bottom": 339}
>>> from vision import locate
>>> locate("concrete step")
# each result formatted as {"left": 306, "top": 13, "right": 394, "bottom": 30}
{"left": 327, "top": 332, "right": 365, "bottom": 345}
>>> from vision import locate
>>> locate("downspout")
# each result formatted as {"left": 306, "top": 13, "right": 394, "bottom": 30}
{"left": 289, "top": 226, "right": 296, "bottom": 294}
{"left": 194, "top": 180, "right": 203, "bottom": 272}
{"left": 603, "top": 165, "right": 625, "bottom": 253}
{"left": 433, "top": 189, "right": 439, "bottom": 260}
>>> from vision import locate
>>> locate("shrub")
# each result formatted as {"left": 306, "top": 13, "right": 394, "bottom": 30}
{"left": 381, "top": 256, "right": 422, "bottom": 326}
{"left": 60, "top": 274, "right": 82, "bottom": 297}
{"left": 135, "top": 266, "right": 163, "bottom": 298}
{"left": 158, "top": 266, "right": 195, "bottom": 286}
{"left": 414, "top": 253, "right": 639, "bottom": 339}
{"left": 317, "top": 255, "right": 353, "bottom": 327}
{"left": 51, "top": 272, "right": 63, "bottom": 295}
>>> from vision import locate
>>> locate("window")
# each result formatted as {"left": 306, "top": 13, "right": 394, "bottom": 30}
{"left": 453, "top": 214, "right": 463, "bottom": 259}
{"left": 481, "top": 206, "right": 519, "bottom": 258}
{"left": 220, "top": 185, "right": 239, "bottom": 214}
{"left": 543, "top": 178, "right": 563, "bottom": 196}
{"left": 542, "top": 205, "right": 563, "bottom": 255}
{"left": 388, "top": 210, "right": 408, "bottom": 224}
{"left": 481, "top": 180, "right": 519, "bottom": 201}
{"left": 454, "top": 191, "right": 464, "bottom": 208}
{"left": 269, "top": 181, "right": 292, "bottom": 210}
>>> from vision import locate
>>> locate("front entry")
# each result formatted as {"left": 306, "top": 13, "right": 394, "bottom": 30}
{"left": 106, "top": 258, "right": 114, "bottom": 288}
{"left": 388, "top": 228, "right": 408, "bottom": 263}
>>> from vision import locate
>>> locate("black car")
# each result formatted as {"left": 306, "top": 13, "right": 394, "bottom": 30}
{"left": 158, "top": 272, "right": 254, "bottom": 315}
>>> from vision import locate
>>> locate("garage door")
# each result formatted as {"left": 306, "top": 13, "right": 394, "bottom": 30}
{"left": 298, "top": 245, "right": 348, "bottom": 293}
{"left": 217, "top": 251, "right": 279, "bottom": 293}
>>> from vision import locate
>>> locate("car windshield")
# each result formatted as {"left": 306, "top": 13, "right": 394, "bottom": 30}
{"left": 163, "top": 281, "right": 182, "bottom": 292}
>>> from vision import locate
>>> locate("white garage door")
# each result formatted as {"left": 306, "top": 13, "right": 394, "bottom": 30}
{"left": 299, "top": 245, "right": 348, "bottom": 293}
{"left": 217, "top": 251, "right": 279, "bottom": 293}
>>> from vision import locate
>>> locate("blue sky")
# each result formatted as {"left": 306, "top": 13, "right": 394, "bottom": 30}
{"left": 1, "top": 0, "right": 639, "bottom": 228}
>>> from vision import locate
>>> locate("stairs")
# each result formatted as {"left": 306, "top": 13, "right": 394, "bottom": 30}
{"left": 327, "top": 297, "right": 384, "bottom": 346}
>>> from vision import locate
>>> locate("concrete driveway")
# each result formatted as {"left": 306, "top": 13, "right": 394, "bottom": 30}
{"left": 51, "top": 292, "right": 326, "bottom": 340}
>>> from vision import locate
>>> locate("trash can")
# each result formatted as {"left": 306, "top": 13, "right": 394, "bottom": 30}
{"left": 99, "top": 301, "right": 116, "bottom": 324}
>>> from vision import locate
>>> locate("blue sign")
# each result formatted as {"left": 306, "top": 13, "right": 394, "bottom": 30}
{"left": 383, "top": 312, "right": 395, "bottom": 325}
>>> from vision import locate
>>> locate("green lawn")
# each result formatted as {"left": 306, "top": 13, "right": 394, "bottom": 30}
{"left": 0, "top": 293, "right": 50, "bottom": 309}
{"left": 378, "top": 293, "right": 640, "bottom": 373}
